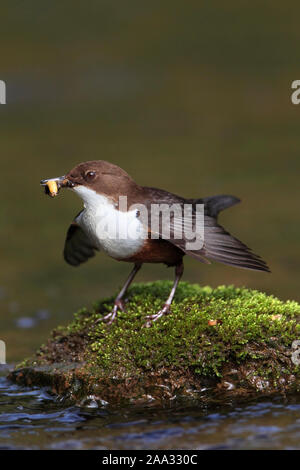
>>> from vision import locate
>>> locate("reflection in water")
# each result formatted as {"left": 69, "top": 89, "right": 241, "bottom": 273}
{"left": 0, "top": 374, "right": 299, "bottom": 450}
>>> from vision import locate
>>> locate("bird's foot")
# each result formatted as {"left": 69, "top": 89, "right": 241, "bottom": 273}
{"left": 100, "top": 299, "right": 125, "bottom": 325}
{"left": 143, "top": 303, "right": 171, "bottom": 328}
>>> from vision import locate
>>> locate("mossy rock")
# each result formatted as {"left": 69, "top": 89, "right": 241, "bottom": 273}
{"left": 9, "top": 281, "right": 300, "bottom": 407}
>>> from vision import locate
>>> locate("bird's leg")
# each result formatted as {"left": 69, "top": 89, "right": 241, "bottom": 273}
{"left": 144, "top": 261, "right": 184, "bottom": 327}
{"left": 102, "top": 263, "right": 142, "bottom": 324}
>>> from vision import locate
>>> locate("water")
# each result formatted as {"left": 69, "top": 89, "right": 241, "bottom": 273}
{"left": 1, "top": 373, "right": 299, "bottom": 450}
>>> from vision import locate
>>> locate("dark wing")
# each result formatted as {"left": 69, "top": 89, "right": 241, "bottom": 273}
{"left": 139, "top": 187, "right": 270, "bottom": 272}
{"left": 64, "top": 212, "right": 99, "bottom": 266}
{"left": 187, "top": 215, "right": 270, "bottom": 272}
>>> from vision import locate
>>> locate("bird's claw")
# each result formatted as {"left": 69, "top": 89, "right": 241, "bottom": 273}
{"left": 143, "top": 304, "right": 171, "bottom": 328}
{"left": 100, "top": 299, "right": 126, "bottom": 325}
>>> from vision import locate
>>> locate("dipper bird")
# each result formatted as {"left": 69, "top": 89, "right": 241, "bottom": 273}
{"left": 40, "top": 160, "right": 270, "bottom": 326}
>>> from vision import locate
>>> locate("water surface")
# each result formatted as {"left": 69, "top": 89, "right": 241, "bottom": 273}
{"left": 1, "top": 371, "right": 299, "bottom": 450}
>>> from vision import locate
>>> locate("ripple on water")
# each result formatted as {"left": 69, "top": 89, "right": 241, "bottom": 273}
{"left": 0, "top": 375, "right": 300, "bottom": 449}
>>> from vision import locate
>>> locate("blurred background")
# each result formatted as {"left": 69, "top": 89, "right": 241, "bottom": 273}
{"left": 0, "top": 1, "right": 299, "bottom": 362}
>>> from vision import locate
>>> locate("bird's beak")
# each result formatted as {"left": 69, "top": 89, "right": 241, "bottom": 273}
{"left": 40, "top": 175, "right": 73, "bottom": 197}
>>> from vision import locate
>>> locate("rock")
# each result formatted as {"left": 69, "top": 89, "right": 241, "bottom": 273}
{"left": 8, "top": 281, "right": 300, "bottom": 407}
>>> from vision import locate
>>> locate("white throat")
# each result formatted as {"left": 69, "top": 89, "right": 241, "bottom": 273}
{"left": 73, "top": 185, "right": 109, "bottom": 209}
{"left": 72, "top": 185, "right": 146, "bottom": 259}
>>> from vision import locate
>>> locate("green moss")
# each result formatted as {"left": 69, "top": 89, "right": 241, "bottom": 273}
{"left": 10, "top": 281, "right": 300, "bottom": 405}
{"left": 62, "top": 281, "right": 300, "bottom": 378}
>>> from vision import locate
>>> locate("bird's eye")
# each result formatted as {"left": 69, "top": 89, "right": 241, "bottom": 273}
{"left": 85, "top": 171, "right": 96, "bottom": 180}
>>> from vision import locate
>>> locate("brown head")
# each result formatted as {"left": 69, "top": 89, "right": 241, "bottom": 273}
{"left": 41, "top": 160, "right": 142, "bottom": 204}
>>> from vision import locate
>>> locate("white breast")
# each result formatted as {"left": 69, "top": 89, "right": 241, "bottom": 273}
{"left": 73, "top": 186, "right": 146, "bottom": 259}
